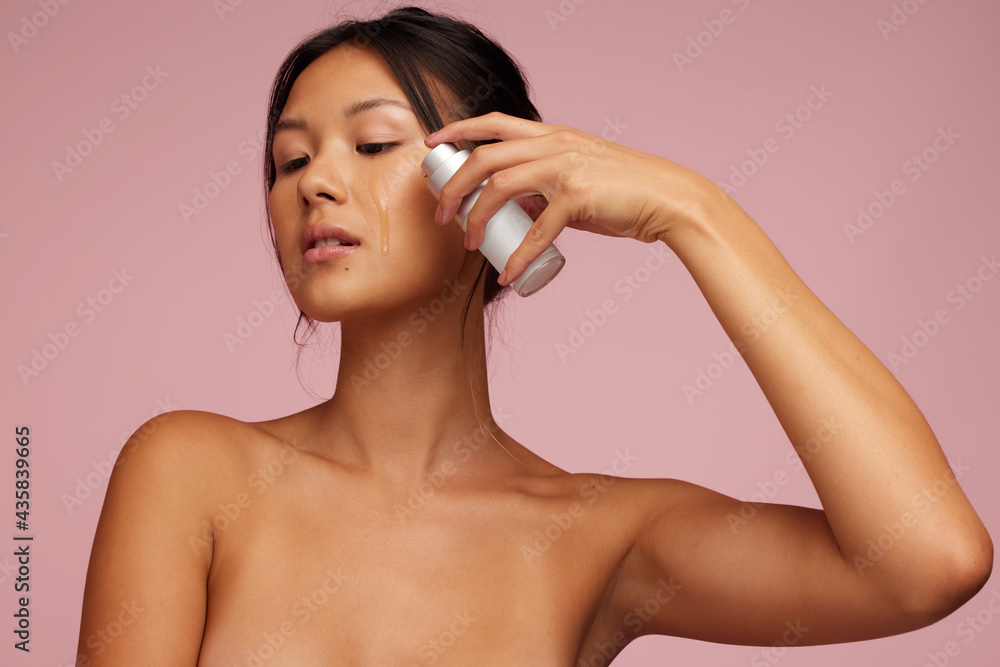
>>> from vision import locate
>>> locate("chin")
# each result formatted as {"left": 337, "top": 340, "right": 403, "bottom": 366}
{"left": 292, "top": 273, "right": 454, "bottom": 325}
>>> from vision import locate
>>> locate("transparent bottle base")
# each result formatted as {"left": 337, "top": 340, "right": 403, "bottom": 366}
{"left": 511, "top": 248, "right": 566, "bottom": 297}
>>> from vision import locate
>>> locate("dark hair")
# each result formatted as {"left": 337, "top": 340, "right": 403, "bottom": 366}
{"left": 262, "top": 6, "right": 544, "bottom": 401}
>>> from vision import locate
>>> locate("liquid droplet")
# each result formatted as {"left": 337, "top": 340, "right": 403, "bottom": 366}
{"left": 368, "top": 164, "right": 389, "bottom": 256}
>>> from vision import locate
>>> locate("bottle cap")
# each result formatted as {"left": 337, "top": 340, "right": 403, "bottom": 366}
{"left": 421, "top": 142, "right": 460, "bottom": 177}
{"left": 421, "top": 143, "right": 471, "bottom": 197}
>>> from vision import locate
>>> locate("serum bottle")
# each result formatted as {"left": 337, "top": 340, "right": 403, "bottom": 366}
{"left": 421, "top": 143, "right": 565, "bottom": 297}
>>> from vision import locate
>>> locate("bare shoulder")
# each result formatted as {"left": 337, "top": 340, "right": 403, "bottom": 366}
{"left": 559, "top": 473, "right": 749, "bottom": 645}
{"left": 569, "top": 473, "right": 744, "bottom": 563}
{"left": 118, "top": 408, "right": 257, "bottom": 460}
{"left": 113, "top": 409, "right": 284, "bottom": 490}
{"left": 78, "top": 409, "right": 281, "bottom": 665}
{"left": 511, "top": 468, "right": 710, "bottom": 561}
{"left": 96, "top": 408, "right": 277, "bottom": 560}
{"left": 544, "top": 471, "right": 711, "bottom": 520}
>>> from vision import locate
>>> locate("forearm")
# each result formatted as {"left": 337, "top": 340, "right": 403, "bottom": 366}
{"left": 661, "top": 178, "right": 992, "bottom": 607}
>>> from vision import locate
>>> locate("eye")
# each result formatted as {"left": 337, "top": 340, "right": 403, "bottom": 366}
{"left": 278, "top": 156, "right": 309, "bottom": 174}
{"left": 277, "top": 143, "right": 394, "bottom": 174}
{"left": 358, "top": 142, "right": 394, "bottom": 156}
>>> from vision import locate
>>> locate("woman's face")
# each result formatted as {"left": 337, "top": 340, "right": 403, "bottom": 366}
{"left": 268, "top": 44, "right": 472, "bottom": 323}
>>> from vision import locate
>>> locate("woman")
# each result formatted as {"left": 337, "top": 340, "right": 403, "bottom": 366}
{"left": 77, "top": 6, "right": 992, "bottom": 665}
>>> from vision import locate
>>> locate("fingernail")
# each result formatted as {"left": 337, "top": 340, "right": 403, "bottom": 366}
{"left": 435, "top": 207, "right": 444, "bottom": 224}
{"left": 498, "top": 269, "right": 509, "bottom": 286}
{"left": 465, "top": 234, "right": 474, "bottom": 250}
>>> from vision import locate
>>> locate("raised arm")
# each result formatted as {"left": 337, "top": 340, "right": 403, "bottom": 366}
{"left": 423, "top": 112, "right": 993, "bottom": 645}
{"left": 600, "top": 178, "right": 994, "bottom": 643}
{"left": 77, "top": 410, "right": 224, "bottom": 665}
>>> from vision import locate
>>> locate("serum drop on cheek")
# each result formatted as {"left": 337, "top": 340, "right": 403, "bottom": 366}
{"left": 421, "top": 143, "right": 565, "bottom": 297}
{"left": 368, "top": 163, "right": 390, "bottom": 256}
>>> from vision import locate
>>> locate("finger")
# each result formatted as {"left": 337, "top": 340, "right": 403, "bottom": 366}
{"left": 498, "top": 197, "right": 572, "bottom": 287}
{"left": 436, "top": 132, "right": 574, "bottom": 227}
{"left": 425, "top": 111, "right": 553, "bottom": 147}
{"left": 463, "top": 157, "right": 556, "bottom": 251}
{"left": 465, "top": 156, "right": 561, "bottom": 250}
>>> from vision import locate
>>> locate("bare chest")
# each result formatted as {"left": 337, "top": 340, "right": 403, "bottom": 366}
{"left": 196, "top": 465, "right": 630, "bottom": 666}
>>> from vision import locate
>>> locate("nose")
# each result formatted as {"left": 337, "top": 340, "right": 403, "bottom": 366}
{"left": 297, "top": 153, "right": 350, "bottom": 209}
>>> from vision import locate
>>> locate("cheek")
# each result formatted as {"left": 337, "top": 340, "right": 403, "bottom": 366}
{"left": 267, "top": 187, "right": 301, "bottom": 267}
{"left": 368, "top": 170, "right": 468, "bottom": 289}
{"left": 368, "top": 150, "right": 459, "bottom": 251}
{"left": 374, "top": 147, "right": 436, "bottom": 216}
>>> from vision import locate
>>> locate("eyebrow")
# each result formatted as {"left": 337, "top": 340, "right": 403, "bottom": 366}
{"left": 346, "top": 96, "right": 411, "bottom": 117}
{"left": 274, "top": 96, "right": 412, "bottom": 135}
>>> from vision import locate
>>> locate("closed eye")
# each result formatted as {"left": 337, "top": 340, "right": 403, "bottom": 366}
{"left": 358, "top": 142, "right": 394, "bottom": 156}
{"left": 277, "top": 143, "right": 394, "bottom": 174}
{"left": 278, "top": 156, "right": 309, "bottom": 174}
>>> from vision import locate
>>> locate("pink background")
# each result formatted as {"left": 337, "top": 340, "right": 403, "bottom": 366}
{"left": 2, "top": 0, "right": 999, "bottom": 664}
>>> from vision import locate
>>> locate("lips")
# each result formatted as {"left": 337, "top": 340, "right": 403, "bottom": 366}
{"left": 304, "top": 243, "right": 357, "bottom": 264}
{"left": 300, "top": 223, "right": 360, "bottom": 254}
{"left": 300, "top": 223, "right": 361, "bottom": 265}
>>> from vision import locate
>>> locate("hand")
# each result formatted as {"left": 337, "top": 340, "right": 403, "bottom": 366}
{"left": 423, "top": 112, "right": 719, "bottom": 285}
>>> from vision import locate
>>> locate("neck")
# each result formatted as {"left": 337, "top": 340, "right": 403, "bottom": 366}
{"left": 308, "top": 270, "right": 520, "bottom": 481}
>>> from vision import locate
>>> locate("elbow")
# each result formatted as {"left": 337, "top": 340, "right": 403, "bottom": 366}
{"left": 895, "top": 525, "right": 994, "bottom": 625}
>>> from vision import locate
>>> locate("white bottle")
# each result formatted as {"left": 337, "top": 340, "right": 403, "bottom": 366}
{"left": 421, "top": 143, "right": 565, "bottom": 297}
